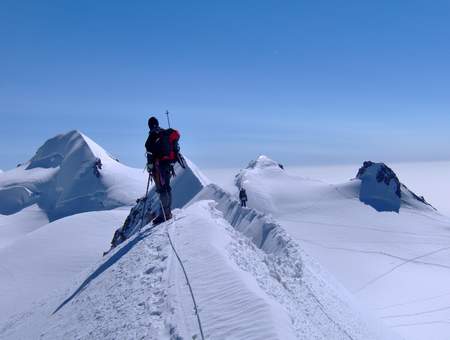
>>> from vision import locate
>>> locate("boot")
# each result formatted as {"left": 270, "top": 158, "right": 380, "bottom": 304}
{"left": 152, "top": 211, "right": 172, "bottom": 226}
{"left": 152, "top": 215, "right": 166, "bottom": 226}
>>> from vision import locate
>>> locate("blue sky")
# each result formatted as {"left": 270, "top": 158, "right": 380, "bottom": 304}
{"left": 1, "top": 0, "right": 449, "bottom": 170}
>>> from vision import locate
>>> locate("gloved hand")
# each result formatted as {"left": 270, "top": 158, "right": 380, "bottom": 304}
{"left": 146, "top": 163, "right": 154, "bottom": 173}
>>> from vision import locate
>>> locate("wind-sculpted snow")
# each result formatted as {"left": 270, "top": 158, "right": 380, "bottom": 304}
{"left": 191, "top": 184, "right": 398, "bottom": 339}
{"left": 0, "top": 157, "right": 398, "bottom": 339}
{"left": 2, "top": 151, "right": 445, "bottom": 339}
{"left": 0, "top": 199, "right": 399, "bottom": 340}
{"left": 0, "top": 130, "right": 147, "bottom": 222}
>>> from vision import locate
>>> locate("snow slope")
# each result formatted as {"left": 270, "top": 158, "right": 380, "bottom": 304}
{"left": 0, "top": 204, "right": 49, "bottom": 249}
{"left": 204, "top": 161, "right": 450, "bottom": 216}
{"left": 235, "top": 155, "right": 450, "bottom": 340}
{"left": 2, "top": 138, "right": 446, "bottom": 339}
{"left": 0, "top": 155, "right": 208, "bottom": 326}
{"left": 0, "top": 201, "right": 399, "bottom": 340}
{"left": 0, "top": 130, "right": 147, "bottom": 245}
{"left": 0, "top": 208, "right": 129, "bottom": 324}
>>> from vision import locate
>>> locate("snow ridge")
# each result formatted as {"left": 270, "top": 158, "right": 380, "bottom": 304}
{"left": 0, "top": 153, "right": 407, "bottom": 339}
{"left": 192, "top": 184, "right": 398, "bottom": 340}
{"left": 17, "top": 196, "right": 396, "bottom": 340}
{"left": 107, "top": 159, "right": 208, "bottom": 250}
{"left": 245, "top": 155, "right": 284, "bottom": 170}
{"left": 0, "top": 181, "right": 399, "bottom": 339}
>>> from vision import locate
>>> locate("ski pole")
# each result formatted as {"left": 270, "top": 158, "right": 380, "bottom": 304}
{"left": 140, "top": 172, "right": 152, "bottom": 230}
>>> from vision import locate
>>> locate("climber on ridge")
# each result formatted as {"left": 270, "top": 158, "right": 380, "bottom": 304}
{"left": 145, "top": 116, "right": 181, "bottom": 225}
{"left": 239, "top": 187, "right": 248, "bottom": 207}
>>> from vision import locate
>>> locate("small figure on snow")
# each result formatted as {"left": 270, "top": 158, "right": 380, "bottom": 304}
{"left": 239, "top": 187, "right": 248, "bottom": 207}
{"left": 93, "top": 158, "right": 102, "bottom": 178}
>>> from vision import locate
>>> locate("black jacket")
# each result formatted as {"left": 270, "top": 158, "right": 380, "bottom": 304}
{"left": 145, "top": 127, "right": 161, "bottom": 164}
{"left": 239, "top": 189, "right": 247, "bottom": 201}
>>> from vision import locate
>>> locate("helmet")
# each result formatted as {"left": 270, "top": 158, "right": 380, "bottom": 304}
{"left": 148, "top": 116, "right": 159, "bottom": 130}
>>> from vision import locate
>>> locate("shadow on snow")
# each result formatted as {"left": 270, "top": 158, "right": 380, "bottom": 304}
{"left": 52, "top": 226, "right": 155, "bottom": 315}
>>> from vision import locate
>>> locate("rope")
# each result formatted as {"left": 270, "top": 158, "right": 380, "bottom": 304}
{"left": 304, "top": 284, "right": 355, "bottom": 340}
{"left": 159, "top": 199, "right": 205, "bottom": 340}
{"left": 167, "top": 229, "right": 205, "bottom": 340}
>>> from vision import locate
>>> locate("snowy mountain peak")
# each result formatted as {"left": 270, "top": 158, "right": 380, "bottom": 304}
{"left": 0, "top": 131, "right": 147, "bottom": 221}
{"left": 27, "top": 130, "right": 109, "bottom": 170}
{"left": 356, "top": 161, "right": 434, "bottom": 212}
{"left": 235, "top": 155, "right": 284, "bottom": 196}
{"left": 246, "top": 155, "right": 284, "bottom": 170}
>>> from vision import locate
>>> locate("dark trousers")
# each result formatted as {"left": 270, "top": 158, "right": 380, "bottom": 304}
{"left": 240, "top": 200, "right": 246, "bottom": 207}
{"left": 153, "top": 161, "right": 172, "bottom": 218}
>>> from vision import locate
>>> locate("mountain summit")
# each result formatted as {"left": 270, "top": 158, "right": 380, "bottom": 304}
{"left": 0, "top": 130, "right": 147, "bottom": 220}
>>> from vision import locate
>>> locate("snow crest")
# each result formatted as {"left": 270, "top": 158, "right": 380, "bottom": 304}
{"left": 191, "top": 184, "right": 399, "bottom": 340}
{"left": 246, "top": 155, "right": 283, "bottom": 170}
{"left": 2, "top": 198, "right": 398, "bottom": 340}
{"left": 0, "top": 130, "right": 147, "bottom": 220}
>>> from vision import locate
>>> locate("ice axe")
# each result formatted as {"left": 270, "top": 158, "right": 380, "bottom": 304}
{"left": 165, "top": 110, "right": 171, "bottom": 128}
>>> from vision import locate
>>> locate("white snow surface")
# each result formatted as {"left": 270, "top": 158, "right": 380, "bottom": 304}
{"left": 0, "top": 150, "right": 208, "bottom": 327}
{"left": 233, "top": 155, "right": 450, "bottom": 340}
{"left": 0, "top": 208, "right": 129, "bottom": 324}
{"left": 204, "top": 161, "right": 450, "bottom": 216}
{"left": 0, "top": 201, "right": 398, "bottom": 340}
{"left": 0, "top": 130, "right": 147, "bottom": 246}
{"left": 289, "top": 161, "right": 450, "bottom": 216}
{"left": 0, "top": 204, "right": 49, "bottom": 249}
{"left": 0, "top": 130, "right": 147, "bottom": 220}
{"left": 2, "top": 139, "right": 449, "bottom": 340}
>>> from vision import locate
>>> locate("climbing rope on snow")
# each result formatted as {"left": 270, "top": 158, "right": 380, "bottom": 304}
{"left": 167, "top": 229, "right": 205, "bottom": 340}
{"left": 160, "top": 200, "right": 205, "bottom": 340}
{"left": 304, "top": 284, "right": 355, "bottom": 340}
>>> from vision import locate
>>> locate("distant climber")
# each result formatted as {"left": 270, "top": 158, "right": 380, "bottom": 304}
{"left": 145, "top": 116, "right": 183, "bottom": 225}
{"left": 239, "top": 187, "right": 248, "bottom": 207}
{"left": 93, "top": 158, "right": 103, "bottom": 178}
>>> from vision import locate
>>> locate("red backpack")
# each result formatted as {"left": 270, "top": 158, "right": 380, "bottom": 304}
{"left": 156, "top": 128, "right": 186, "bottom": 168}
